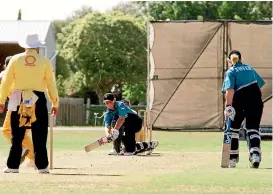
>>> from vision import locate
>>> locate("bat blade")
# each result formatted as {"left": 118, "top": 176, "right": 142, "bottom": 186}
{"left": 84, "top": 137, "right": 106, "bottom": 153}
{"left": 221, "top": 118, "right": 232, "bottom": 168}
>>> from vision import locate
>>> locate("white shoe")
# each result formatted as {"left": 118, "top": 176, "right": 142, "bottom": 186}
{"left": 229, "top": 159, "right": 237, "bottom": 168}
{"left": 146, "top": 140, "right": 159, "bottom": 155}
{"left": 108, "top": 149, "right": 118, "bottom": 155}
{"left": 151, "top": 140, "right": 159, "bottom": 149}
{"left": 3, "top": 167, "right": 19, "bottom": 173}
{"left": 38, "top": 168, "right": 49, "bottom": 174}
{"left": 20, "top": 148, "right": 30, "bottom": 164}
{"left": 250, "top": 154, "right": 260, "bottom": 169}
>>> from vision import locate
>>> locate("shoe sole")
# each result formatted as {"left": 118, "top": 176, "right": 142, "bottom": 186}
{"left": 108, "top": 153, "right": 118, "bottom": 155}
{"left": 4, "top": 171, "right": 19, "bottom": 173}
{"left": 20, "top": 149, "right": 30, "bottom": 165}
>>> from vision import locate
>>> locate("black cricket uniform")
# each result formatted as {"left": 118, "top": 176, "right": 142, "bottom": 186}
{"left": 222, "top": 61, "right": 265, "bottom": 161}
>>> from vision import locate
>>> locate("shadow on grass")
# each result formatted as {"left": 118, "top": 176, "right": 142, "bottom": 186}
{"left": 136, "top": 152, "right": 162, "bottom": 157}
{"left": 53, "top": 167, "right": 81, "bottom": 170}
{"left": 51, "top": 173, "right": 122, "bottom": 176}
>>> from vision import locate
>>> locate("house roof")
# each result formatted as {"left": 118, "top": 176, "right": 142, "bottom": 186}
{"left": 0, "top": 20, "right": 51, "bottom": 44}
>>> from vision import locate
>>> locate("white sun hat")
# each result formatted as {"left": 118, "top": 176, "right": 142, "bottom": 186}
{"left": 18, "top": 33, "right": 45, "bottom": 48}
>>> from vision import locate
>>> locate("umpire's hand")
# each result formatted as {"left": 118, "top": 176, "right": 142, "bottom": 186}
{"left": 51, "top": 107, "right": 58, "bottom": 116}
{"left": 0, "top": 104, "right": 5, "bottom": 113}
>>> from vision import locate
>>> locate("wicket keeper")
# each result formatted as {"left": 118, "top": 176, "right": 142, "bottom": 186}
{"left": 0, "top": 56, "right": 35, "bottom": 167}
{"left": 222, "top": 50, "right": 265, "bottom": 168}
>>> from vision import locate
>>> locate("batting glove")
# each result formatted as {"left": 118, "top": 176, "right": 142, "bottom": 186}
{"left": 103, "top": 136, "right": 113, "bottom": 143}
{"left": 110, "top": 129, "right": 119, "bottom": 140}
{"left": 225, "top": 105, "right": 236, "bottom": 121}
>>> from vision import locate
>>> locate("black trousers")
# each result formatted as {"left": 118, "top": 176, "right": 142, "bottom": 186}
{"left": 229, "top": 83, "right": 263, "bottom": 160}
{"left": 7, "top": 91, "right": 49, "bottom": 169}
{"left": 121, "top": 113, "right": 143, "bottom": 152}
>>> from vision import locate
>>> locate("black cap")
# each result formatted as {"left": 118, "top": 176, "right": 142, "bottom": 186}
{"left": 228, "top": 50, "right": 241, "bottom": 60}
{"left": 103, "top": 93, "right": 115, "bottom": 102}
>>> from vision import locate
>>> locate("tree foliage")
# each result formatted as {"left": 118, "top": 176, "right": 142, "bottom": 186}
{"left": 67, "top": 5, "right": 93, "bottom": 21}
{"left": 58, "top": 11, "right": 146, "bottom": 103}
{"left": 122, "top": 82, "right": 146, "bottom": 104}
{"left": 136, "top": 1, "right": 272, "bottom": 20}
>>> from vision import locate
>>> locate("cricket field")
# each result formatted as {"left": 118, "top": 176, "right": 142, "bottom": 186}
{"left": 0, "top": 128, "right": 272, "bottom": 194}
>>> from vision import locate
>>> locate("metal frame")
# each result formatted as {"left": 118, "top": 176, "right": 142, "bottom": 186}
{"left": 150, "top": 22, "right": 223, "bottom": 127}
{"left": 149, "top": 20, "right": 272, "bottom": 23}
{"left": 146, "top": 22, "right": 151, "bottom": 132}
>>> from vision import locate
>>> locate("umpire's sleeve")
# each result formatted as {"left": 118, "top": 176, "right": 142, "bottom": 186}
{"left": 45, "top": 58, "right": 59, "bottom": 108}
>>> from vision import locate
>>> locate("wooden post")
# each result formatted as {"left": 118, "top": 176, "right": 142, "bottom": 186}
{"left": 49, "top": 114, "right": 53, "bottom": 170}
{"left": 149, "top": 110, "right": 152, "bottom": 141}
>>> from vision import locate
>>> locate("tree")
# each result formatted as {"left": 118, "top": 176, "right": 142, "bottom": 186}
{"left": 122, "top": 82, "right": 146, "bottom": 104}
{"left": 52, "top": 20, "right": 69, "bottom": 40}
{"left": 56, "top": 75, "right": 67, "bottom": 97}
{"left": 55, "top": 55, "right": 71, "bottom": 79}
{"left": 52, "top": 6, "right": 93, "bottom": 39}
{"left": 58, "top": 11, "right": 146, "bottom": 104}
{"left": 67, "top": 5, "right": 93, "bottom": 21}
{"left": 17, "top": 9, "right": 22, "bottom": 20}
{"left": 111, "top": 1, "right": 150, "bottom": 20}
{"left": 136, "top": 1, "right": 272, "bottom": 20}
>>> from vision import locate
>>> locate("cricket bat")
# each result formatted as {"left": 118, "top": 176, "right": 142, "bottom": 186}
{"left": 84, "top": 136, "right": 112, "bottom": 152}
{"left": 221, "top": 118, "right": 232, "bottom": 168}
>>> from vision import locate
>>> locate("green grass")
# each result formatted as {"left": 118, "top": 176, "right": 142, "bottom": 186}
{"left": 0, "top": 130, "right": 272, "bottom": 194}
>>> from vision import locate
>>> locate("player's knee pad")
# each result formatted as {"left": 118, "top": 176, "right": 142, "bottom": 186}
{"left": 113, "top": 139, "right": 122, "bottom": 153}
{"left": 231, "top": 128, "right": 240, "bottom": 138}
{"left": 247, "top": 129, "right": 261, "bottom": 154}
{"left": 230, "top": 128, "right": 239, "bottom": 159}
{"left": 230, "top": 128, "right": 239, "bottom": 148}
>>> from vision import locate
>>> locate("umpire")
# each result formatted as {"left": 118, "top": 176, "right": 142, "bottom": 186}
{"left": 222, "top": 50, "right": 265, "bottom": 169}
{"left": 0, "top": 33, "right": 59, "bottom": 173}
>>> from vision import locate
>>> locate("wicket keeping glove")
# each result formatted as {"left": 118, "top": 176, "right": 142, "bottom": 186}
{"left": 225, "top": 105, "right": 236, "bottom": 121}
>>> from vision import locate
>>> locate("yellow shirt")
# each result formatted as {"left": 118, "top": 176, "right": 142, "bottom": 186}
{"left": 0, "top": 49, "right": 59, "bottom": 108}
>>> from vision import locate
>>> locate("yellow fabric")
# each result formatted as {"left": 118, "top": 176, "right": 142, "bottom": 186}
{"left": 18, "top": 90, "right": 37, "bottom": 127}
{"left": 0, "top": 49, "right": 59, "bottom": 107}
{"left": 18, "top": 103, "right": 37, "bottom": 128}
{"left": 1, "top": 111, "right": 34, "bottom": 161}
{"left": 22, "top": 89, "right": 33, "bottom": 100}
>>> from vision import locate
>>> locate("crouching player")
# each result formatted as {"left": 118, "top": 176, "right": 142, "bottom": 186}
{"left": 103, "top": 93, "right": 158, "bottom": 156}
